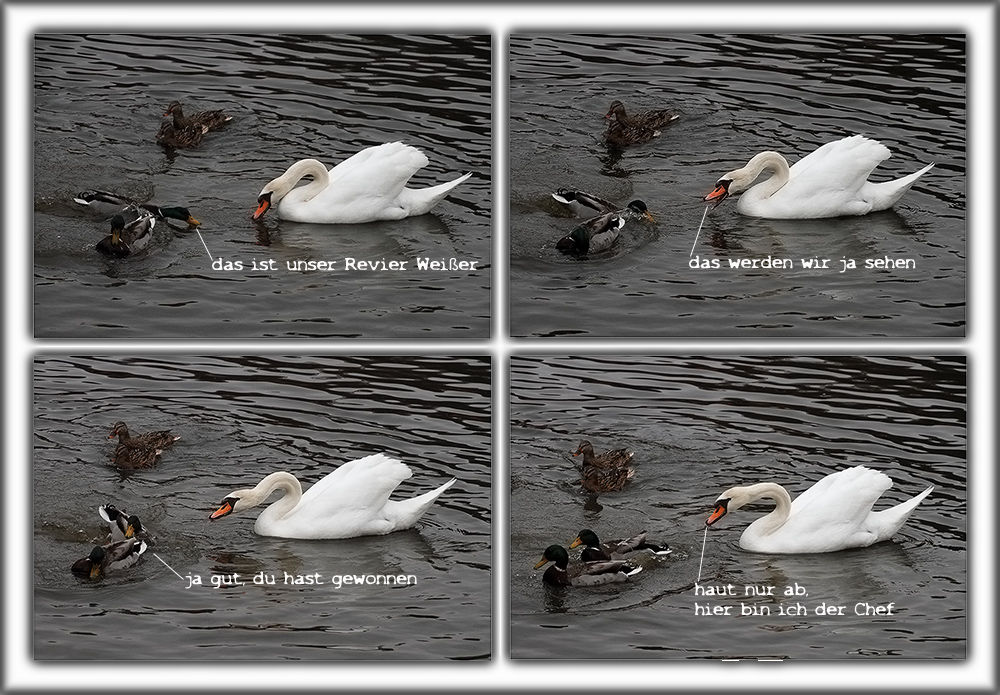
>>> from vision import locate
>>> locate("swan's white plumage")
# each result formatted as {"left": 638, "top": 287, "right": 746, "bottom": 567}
{"left": 708, "top": 465, "right": 932, "bottom": 554}
{"left": 255, "top": 142, "right": 471, "bottom": 224}
{"left": 212, "top": 453, "right": 456, "bottom": 539}
{"left": 710, "top": 135, "right": 933, "bottom": 219}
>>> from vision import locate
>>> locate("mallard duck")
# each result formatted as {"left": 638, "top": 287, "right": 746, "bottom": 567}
{"left": 604, "top": 99, "right": 678, "bottom": 147}
{"left": 573, "top": 440, "right": 634, "bottom": 469}
{"left": 95, "top": 209, "right": 158, "bottom": 258}
{"left": 569, "top": 529, "right": 671, "bottom": 562}
{"left": 99, "top": 504, "right": 156, "bottom": 545}
{"left": 252, "top": 142, "right": 471, "bottom": 224}
{"left": 156, "top": 120, "right": 207, "bottom": 148}
{"left": 164, "top": 100, "right": 232, "bottom": 132}
{"left": 533, "top": 544, "right": 642, "bottom": 587}
{"left": 703, "top": 135, "right": 934, "bottom": 219}
{"left": 109, "top": 421, "right": 179, "bottom": 450}
{"left": 123, "top": 515, "right": 155, "bottom": 545}
{"left": 552, "top": 189, "right": 656, "bottom": 220}
{"left": 551, "top": 188, "right": 617, "bottom": 217}
{"left": 556, "top": 211, "right": 625, "bottom": 255}
{"left": 71, "top": 538, "right": 147, "bottom": 579}
{"left": 99, "top": 503, "right": 130, "bottom": 541}
{"left": 108, "top": 421, "right": 179, "bottom": 468}
{"left": 555, "top": 201, "right": 652, "bottom": 256}
{"left": 209, "top": 453, "right": 456, "bottom": 539}
{"left": 580, "top": 464, "right": 634, "bottom": 493}
{"left": 74, "top": 191, "right": 200, "bottom": 227}
{"left": 706, "top": 465, "right": 933, "bottom": 554}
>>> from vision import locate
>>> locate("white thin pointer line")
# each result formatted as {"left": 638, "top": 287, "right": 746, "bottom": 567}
{"left": 153, "top": 552, "right": 185, "bottom": 581}
{"left": 690, "top": 206, "right": 709, "bottom": 257}
{"left": 195, "top": 229, "right": 214, "bottom": 263}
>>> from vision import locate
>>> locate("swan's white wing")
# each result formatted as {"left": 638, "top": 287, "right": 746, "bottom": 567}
{"left": 299, "top": 453, "right": 411, "bottom": 514}
{"left": 788, "top": 135, "right": 890, "bottom": 195}
{"left": 321, "top": 142, "right": 427, "bottom": 202}
{"left": 781, "top": 466, "right": 893, "bottom": 541}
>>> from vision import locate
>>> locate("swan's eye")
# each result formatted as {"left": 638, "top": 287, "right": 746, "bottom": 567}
{"left": 257, "top": 191, "right": 273, "bottom": 205}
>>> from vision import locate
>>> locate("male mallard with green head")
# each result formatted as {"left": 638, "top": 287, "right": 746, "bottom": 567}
{"left": 533, "top": 544, "right": 642, "bottom": 586}
{"left": 555, "top": 201, "right": 652, "bottom": 256}
{"left": 95, "top": 209, "right": 158, "bottom": 258}
{"left": 71, "top": 537, "right": 147, "bottom": 579}
{"left": 75, "top": 190, "right": 200, "bottom": 228}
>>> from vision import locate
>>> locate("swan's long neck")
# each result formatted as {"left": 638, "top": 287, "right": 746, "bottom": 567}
{"left": 732, "top": 151, "right": 790, "bottom": 198}
{"left": 264, "top": 159, "right": 330, "bottom": 205}
{"left": 737, "top": 482, "right": 793, "bottom": 535}
{"left": 237, "top": 472, "right": 303, "bottom": 520}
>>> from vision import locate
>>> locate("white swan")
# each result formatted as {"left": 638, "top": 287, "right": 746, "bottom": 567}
{"left": 703, "top": 135, "right": 933, "bottom": 219}
{"left": 209, "top": 453, "right": 455, "bottom": 539}
{"left": 705, "top": 465, "right": 932, "bottom": 554}
{"left": 252, "top": 142, "right": 471, "bottom": 224}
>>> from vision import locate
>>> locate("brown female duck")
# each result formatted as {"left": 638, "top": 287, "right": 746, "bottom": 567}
{"left": 156, "top": 100, "right": 231, "bottom": 148}
{"left": 604, "top": 99, "right": 678, "bottom": 147}
{"left": 108, "top": 421, "right": 179, "bottom": 468}
{"left": 533, "top": 544, "right": 642, "bottom": 586}
{"left": 573, "top": 440, "right": 633, "bottom": 469}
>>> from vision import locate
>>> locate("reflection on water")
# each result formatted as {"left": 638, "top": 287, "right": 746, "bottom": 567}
{"left": 510, "top": 355, "right": 966, "bottom": 659}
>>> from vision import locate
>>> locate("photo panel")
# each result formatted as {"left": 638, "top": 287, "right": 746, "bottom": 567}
{"left": 509, "top": 34, "right": 965, "bottom": 338}
{"left": 33, "top": 355, "right": 491, "bottom": 660}
{"left": 33, "top": 34, "right": 491, "bottom": 339}
{"left": 510, "top": 355, "right": 966, "bottom": 659}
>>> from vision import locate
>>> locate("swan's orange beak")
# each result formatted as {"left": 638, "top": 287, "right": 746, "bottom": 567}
{"left": 210, "top": 501, "right": 233, "bottom": 520}
{"left": 252, "top": 199, "right": 270, "bottom": 220}
{"left": 704, "top": 183, "right": 730, "bottom": 208}
{"left": 569, "top": 536, "right": 583, "bottom": 549}
{"left": 706, "top": 500, "right": 729, "bottom": 526}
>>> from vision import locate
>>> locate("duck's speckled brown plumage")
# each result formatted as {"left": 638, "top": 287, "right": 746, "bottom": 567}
{"left": 580, "top": 463, "right": 634, "bottom": 493}
{"left": 573, "top": 440, "right": 633, "bottom": 469}
{"left": 603, "top": 100, "right": 678, "bottom": 147}
{"left": 164, "top": 100, "right": 232, "bottom": 132}
{"left": 156, "top": 120, "right": 206, "bottom": 148}
{"left": 108, "top": 421, "right": 178, "bottom": 468}
{"left": 156, "top": 101, "right": 231, "bottom": 148}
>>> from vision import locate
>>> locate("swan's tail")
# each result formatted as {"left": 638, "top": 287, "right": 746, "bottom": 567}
{"left": 869, "top": 162, "right": 934, "bottom": 210}
{"left": 870, "top": 484, "right": 933, "bottom": 540}
{"left": 399, "top": 172, "right": 472, "bottom": 216}
{"left": 386, "top": 477, "right": 457, "bottom": 529}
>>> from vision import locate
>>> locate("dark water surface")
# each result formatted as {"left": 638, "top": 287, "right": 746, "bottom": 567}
{"left": 34, "top": 356, "right": 491, "bottom": 660}
{"left": 33, "top": 34, "right": 491, "bottom": 338}
{"left": 510, "top": 356, "right": 966, "bottom": 659}
{"left": 510, "top": 34, "right": 965, "bottom": 338}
